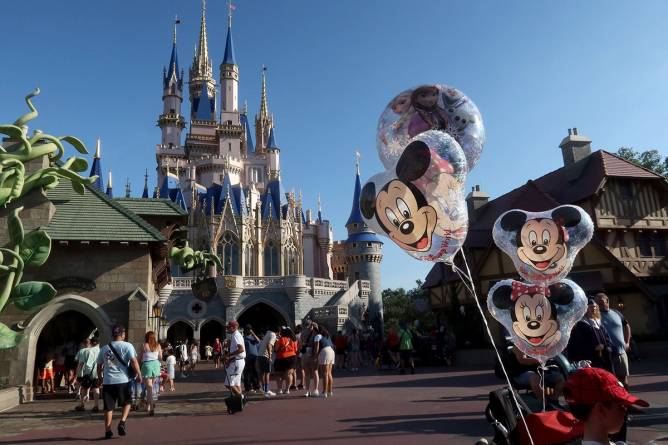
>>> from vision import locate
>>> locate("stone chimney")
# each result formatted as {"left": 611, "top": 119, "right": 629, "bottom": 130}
{"left": 466, "top": 185, "right": 489, "bottom": 223}
{"left": 559, "top": 128, "right": 592, "bottom": 167}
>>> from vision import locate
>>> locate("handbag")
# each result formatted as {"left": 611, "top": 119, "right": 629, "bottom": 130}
{"left": 108, "top": 342, "right": 137, "bottom": 380}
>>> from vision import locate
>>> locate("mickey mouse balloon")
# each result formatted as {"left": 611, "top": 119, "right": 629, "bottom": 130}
{"left": 492, "top": 205, "right": 594, "bottom": 285}
{"left": 377, "top": 84, "right": 485, "bottom": 172}
{"left": 487, "top": 279, "right": 587, "bottom": 361}
{"left": 360, "top": 130, "right": 468, "bottom": 263}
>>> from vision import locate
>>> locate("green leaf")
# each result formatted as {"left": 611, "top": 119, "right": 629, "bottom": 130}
{"left": 8, "top": 206, "right": 24, "bottom": 246}
{"left": 71, "top": 180, "right": 85, "bottom": 195}
{"left": 12, "top": 281, "right": 56, "bottom": 311}
{"left": 19, "top": 230, "right": 51, "bottom": 267}
{"left": 69, "top": 157, "right": 88, "bottom": 172}
{"left": 0, "top": 159, "right": 25, "bottom": 206}
{"left": 0, "top": 322, "right": 22, "bottom": 349}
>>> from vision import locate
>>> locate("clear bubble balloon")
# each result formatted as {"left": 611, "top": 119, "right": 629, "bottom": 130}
{"left": 360, "top": 130, "right": 468, "bottom": 263}
{"left": 487, "top": 279, "right": 587, "bottom": 362}
{"left": 492, "top": 205, "right": 594, "bottom": 285}
{"left": 377, "top": 84, "right": 485, "bottom": 172}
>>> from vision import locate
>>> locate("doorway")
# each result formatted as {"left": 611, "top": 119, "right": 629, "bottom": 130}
{"left": 199, "top": 319, "right": 224, "bottom": 359}
{"left": 237, "top": 302, "right": 288, "bottom": 333}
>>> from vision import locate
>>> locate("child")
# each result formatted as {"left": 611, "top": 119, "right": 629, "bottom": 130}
{"left": 564, "top": 367, "right": 649, "bottom": 445}
{"left": 165, "top": 349, "right": 176, "bottom": 391}
{"left": 41, "top": 355, "right": 55, "bottom": 394}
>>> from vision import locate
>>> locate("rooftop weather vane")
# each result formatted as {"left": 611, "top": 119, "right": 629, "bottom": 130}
{"left": 354, "top": 149, "right": 361, "bottom": 174}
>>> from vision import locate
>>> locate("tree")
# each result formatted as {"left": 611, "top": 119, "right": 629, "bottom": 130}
{"left": 616, "top": 147, "right": 668, "bottom": 177}
{"left": 382, "top": 279, "right": 435, "bottom": 331}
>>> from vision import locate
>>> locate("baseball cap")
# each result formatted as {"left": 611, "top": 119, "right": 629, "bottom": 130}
{"left": 564, "top": 368, "right": 649, "bottom": 408}
{"left": 226, "top": 320, "right": 239, "bottom": 330}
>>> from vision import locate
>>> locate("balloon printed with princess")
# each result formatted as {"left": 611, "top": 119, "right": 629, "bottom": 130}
{"left": 487, "top": 279, "right": 587, "bottom": 361}
{"left": 376, "top": 84, "right": 485, "bottom": 172}
{"left": 492, "top": 205, "right": 594, "bottom": 285}
{"left": 360, "top": 130, "right": 468, "bottom": 264}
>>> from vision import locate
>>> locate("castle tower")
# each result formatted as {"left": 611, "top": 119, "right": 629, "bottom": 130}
{"left": 344, "top": 157, "right": 384, "bottom": 329}
{"left": 254, "top": 67, "right": 273, "bottom": 151}
{"left": 189, "top": 0, "right": 216, "bottom": 118}
{"left": 158, "top": 19, "right": 185, "bottom": 150}
{"left": 89, "top": 138, "right": 104, "bottom": 191}
{"left": 220, "top": 2, "right": 238, "bottom": 116}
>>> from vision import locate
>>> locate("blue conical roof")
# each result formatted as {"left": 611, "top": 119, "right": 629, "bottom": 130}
{"left": 267, "top": 127, "right": 279, "bottom": 150}
{"left": 222, "top": 25, "right": 236, "bottom": 65}
{"left": 167, "top": 42, "right": 179, "bottom": 80}
{"left": 346, "top": 171, "right": 364, "bottom": 226}
{"left": 195, "top": 81, "right": 213, "bottom": 121}
{"left": 240, "top": 114, "right": 255, "bottom": 154}
{"left": 261, "top": 188, "right": 276, "bottom": 220}
{"left": 89, "top": 157, "right": 104, "bottom": 191}
{"left": 159, "top": 175, "right": 171, "bottom": 199}
{"left": 106, "top": 184, "right": 113, "bottom": 198}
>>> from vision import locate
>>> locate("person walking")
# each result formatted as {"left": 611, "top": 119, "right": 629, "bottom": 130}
{"left": 334, "top": 330, "right": 348, "bottom": 370}
{"left": 300, "top": 321, "right": 319, "bottom": 397}
{"left": 274, "top": 327, "right": 298, "bottom": 394}
{"left": 63, "top": 339, "right": 79, "bottom": 395}
{"left": 243, "top": 325, "right": 260, "bottom": 394}
{"left": 189, "top": 342, "right": 199, "bottom": 376}
{"left": 205, "top": 343, "right": 213, "bottom": 362}
{"left": 398, "top": 322, "right": 415, "bottom": 374}
{"left": 213, "top": 338, "right": 223, "bottom": 369}
{"left": 178, "top": 341, "right": 189, "bottom": 378}
{"left": 317, "top": 326, "right": 335, "bottom": 398}
{"left": 96, "top": 324, "right": 142, "bottom": 440}
{"left": 347, "top": 329, "right": 361, "bottom": 372}
{"left": 295, "top": 325, "right": 305, "bottom": 390}
{"left": 567, "top": 299, "right": 614, "bottom": 372}
{"left": 257, "top": 327, "right": 277, "bottom": 397}
{"left": 139, "top": 331, "right": 162, "bottom": 416}
{"left": 74, "top": 337, "right": 101, "bottom": 412}
{"left": 165, "top": 349, "right": 176, "bottom": 391}
{"left": 595, "top": 292, "right": 632, "bottom": 387}
{"left": 223, "top": 320, "right": 246, "bottom": 403}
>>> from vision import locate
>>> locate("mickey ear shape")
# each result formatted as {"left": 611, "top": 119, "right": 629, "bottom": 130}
{"left": 396, "top": 140, "right": 431, "bottom": 182}
{"left": 499, "top": 210, "right": 527, "bottom": 232}
{"left": 552, "top": 206, "right": 582, "bottom": 228}
{"left": 360, "top": 182, "right": 377, "bottom": 219}
{"left": 548, "top": 282, "right": 575, "bottom": 305}
{"left": 491, "top": 284, "right": 514, "bottom": 309}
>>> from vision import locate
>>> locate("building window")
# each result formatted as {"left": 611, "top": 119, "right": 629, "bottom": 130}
{"left": 284, "top": 238, "right": 299, "bottom": 275}
{"left": 637, "top": 232, "right": 652, "bottom": 257}
{"left": 619, "top": 181, "right": 633, "bottom": 200}
{"left": 170, "top": 108, "right": 175, "bottom": 114}
{"left": 354, "top": 272, "right": 360, "bottom": 281}
{"left": 228, "top": 143, "right": 232, "bottom": 152}
{"left": 217, "top": 231, "right": 240, "bottom": 275}
{"left": 264, "top": 240, "right": 279, "bottom": 276}
{"left": 366, "top": 242, "right": 372, "bottom": 247}
{"left": 244, "top": 243, "right": 254, "bottom": 276}
{"left": 651, "top": 232, "right": 667, "bottom": 256}
{"left": 352, "top": 243, "right": 357, "bottom": 248}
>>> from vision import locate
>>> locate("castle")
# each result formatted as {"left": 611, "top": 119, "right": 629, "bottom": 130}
{"left": 108, "top": 2, "right": 383, "bottom": 339}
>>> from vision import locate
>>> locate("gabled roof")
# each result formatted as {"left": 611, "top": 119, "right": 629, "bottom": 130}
{"left": 46, "top": 181, "right": 165, "bottom": 242}
{"left": 115, "top": 198, "right": 188, "bottom": 217}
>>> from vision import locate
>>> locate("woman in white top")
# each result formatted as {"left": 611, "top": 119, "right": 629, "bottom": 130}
{"left": 189, "top": 343, "right": 199, "bottom": 375}
{"left": 140, "top": 331, "right": 162, "bottom": 415}
{"left": 165, "top": 350, "right": 176, "bottom": 391}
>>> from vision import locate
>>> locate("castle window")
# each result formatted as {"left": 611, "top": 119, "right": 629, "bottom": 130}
{"left": 651, "top": 232, "right": 667, "bottom": 256}
{"left": 244, "top": 243, "right": 254, "bottom": 276}
{"left": 637, "top": 232, "right": 652, "bottom": 257}
{"left": 264, "top": 240, "right": 279, "bottom": 276}
{"left": 352, "top": 243, "right": 357, "bottom": 248}
{"left": 228, "top": 143, "right": 232, "bottom": 152}
{"left": 284, "top": 237, "right": 299, "bottom": 275}
{"left": 227, "top": 120, "right": 232, "bottom": 125}
{"left": 619, "top": 180, "right": 633, "bottom": 200}
{"left": 170, "top": 108, "right": 175, "bottom": 114}
{"left": 218, "top": 231, "right": 240, "bottom": 275}
{"left": 366, "top": 242, "right": 372, "bottom": 247}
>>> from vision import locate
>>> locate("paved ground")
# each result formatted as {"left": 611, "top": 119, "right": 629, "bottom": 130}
{"left": 1, "top": 358, "right": 667, "bottom": 445}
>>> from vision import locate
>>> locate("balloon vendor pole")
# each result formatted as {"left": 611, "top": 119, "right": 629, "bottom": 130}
{"left": 452, "top": 248, "right": 535, "bottom": 445}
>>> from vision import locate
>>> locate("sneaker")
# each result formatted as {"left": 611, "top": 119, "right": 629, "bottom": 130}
{"left": 312, "top": 390, "right": 320, "bottom": 397}
{"left": 304, "top": 391, "right": 310, "bottom": 398}
{"left": 327, "top": 392, "right": 333, "bottom": 397}
{"left": 278, "top": 389, "right": 284, "bottom": 395}
{"left": 104, "top": 431, "right": 113, "bottom": 440}
{"left": 289, "top": 385, "right": 296, "bottom": 391}
{"left": 297, "top": 384, "right": 304, "bottom": 390}
{"left": 317, "top": 392, "right": 327, "bottom": 398}
{"left": 267, "top": 390, "right": 276, "bottom": 396}
{"left": 118, "top": 421, "right": 126, "bottom": 436}
{"left": 285, "top": 389, "right": 290, "bottom": 394}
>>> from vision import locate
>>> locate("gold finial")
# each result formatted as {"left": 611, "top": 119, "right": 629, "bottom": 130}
{"left": 354, "top": 149, "right": 361, "bottom": 175}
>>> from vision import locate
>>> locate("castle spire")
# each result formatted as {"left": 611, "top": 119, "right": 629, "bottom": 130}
{"left": 106, "top": 170, "right": 113, "bottom": 198}
{"left": 346, "top": 155, "right": 368, "bottom": 228}
{"left": 142, "top": 169, "right": 149, "bottom": 198}
{"left": 259, "top": 66, "right": 269, "bottom": 120}
{"left": 222, "top": 1, "right": 236, "bottom": 65}
{"left": 89, "top": 138, "right": 104, "bottom": 191}
{"left": 194, "top": 0, "right": 210, "bottom": 77}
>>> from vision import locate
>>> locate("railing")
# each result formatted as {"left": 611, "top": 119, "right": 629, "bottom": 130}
{"left": 172, "top": 277, "right": 193, "bottom": 289}
{"left": 243, "top": 276, "right": 285, "bottom": 288}
{"left": 171, "top": 276, "right": 366, "bottom": 297}
{"left": 311, "top": 305, "right": 348, "bottom": 319}
{"left": 307, "top": 277, "right": 348, "bottom": 297}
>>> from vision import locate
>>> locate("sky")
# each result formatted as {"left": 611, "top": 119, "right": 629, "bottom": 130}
{"left": 1, "top": 0, "right": 668, "bottom": 290}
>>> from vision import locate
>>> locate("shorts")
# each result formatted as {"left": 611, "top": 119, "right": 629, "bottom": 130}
{"left": 41, "top": 368, "right": 54, "bottom": 380}
{"left": 167, "top": 366, "right": 175, "bottom": 380}
{"left": 318, "top": 347, "right": 335, "bottom": 365}
{"left": 102, "top": 383, "right": 132, "bottom": 411}
{"left": 274, "top": 356, "right": 297, "bottom": 373}
{"left": 77, "top": 375, "right": 99, "bottom": 389}
{"left": 225, "top": 359, "right": 245, "bottom": 387}
{"left": 256, "top": 356, "right": 272, "bottom": 374}
{"left": 141, "top": 360, "right": 161, "bottom": 379}
{"left": 612, "top": 352, "right": 629, "bottom": 380}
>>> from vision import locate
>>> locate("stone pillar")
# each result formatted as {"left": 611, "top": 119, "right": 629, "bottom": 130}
{"left": 218, "top": 275, "right": 243, "bottom": 321}
{"left": 284, "top": 275, "right": 309, "bottom": 302}
{"left": 127, "top": 288, "right": 149, "bottom": 347}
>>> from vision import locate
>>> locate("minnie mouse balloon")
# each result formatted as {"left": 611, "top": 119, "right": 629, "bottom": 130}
{"left": 492, "top": 205, "right": 594, "bottom": 285}
{"left": 487, "top": 279, "right": 587, "bottom": 361}
{"left": 360, "top": 130, "right": 468, "bottom": 263}
{"left": 377, "top": 84, "right": 485, "bottom": 171}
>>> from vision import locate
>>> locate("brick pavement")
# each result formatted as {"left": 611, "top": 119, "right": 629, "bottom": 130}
{"left": 0, "top": 358, "right": 666, "bottom": 445}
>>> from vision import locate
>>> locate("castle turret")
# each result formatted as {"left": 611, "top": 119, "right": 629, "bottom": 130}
{"left": 89, "top": 138, "right": 104, "bottom": 191}
{"left": 189, "top": 0, "right": 216, "bottom": 118}
{"left": 220, "top": 3, "right": 239, "bottom": 115}
{"left": 344, "top": 159, "right": 383, "bottom": 329}
{"left": 158, "top": 19, "right": 185, "bottom": 150}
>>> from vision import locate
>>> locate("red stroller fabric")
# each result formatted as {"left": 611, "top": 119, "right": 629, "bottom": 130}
{"left": 518, "top": 410, "right": 583, "bottom": 445}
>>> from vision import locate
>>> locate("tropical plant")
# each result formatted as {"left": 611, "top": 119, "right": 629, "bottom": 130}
{"left": 0, "top": 89, "right": 96, "bottom": 349}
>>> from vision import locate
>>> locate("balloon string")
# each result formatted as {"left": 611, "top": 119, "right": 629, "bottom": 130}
{"left": 453, "top": 249, "right": 535, "bottom": 445}
{"left": 538, "top": 364, "right": 546, "bottom": 412}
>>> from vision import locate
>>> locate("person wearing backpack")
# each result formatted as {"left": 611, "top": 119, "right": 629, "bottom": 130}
{"left": 398, "top": 321, "right": 415, "bottom": 375}
{"left": 96, "top": 324, "right": 142, "bottom": 440}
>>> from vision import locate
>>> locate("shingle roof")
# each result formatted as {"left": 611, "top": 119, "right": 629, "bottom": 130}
{"left": 46, "top": 181, "right": 166, "bottom": 242}
{"left": 114, "top": 198, "right": 188, "bottom": 217}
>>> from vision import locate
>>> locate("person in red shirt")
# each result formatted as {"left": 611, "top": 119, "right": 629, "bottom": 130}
{"left": 334, "top": 331, "right": 348, "bottom": 370}
{"left": 273, "top": 327, "right": 298, "bottom": 394}
{"left": 386, "top": 327, "right": 400, "bottom": 369}
{"left": 212, "top": 338, "right": 223, "bottom": 369}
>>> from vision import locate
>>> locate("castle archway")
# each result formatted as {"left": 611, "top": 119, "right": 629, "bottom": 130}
{"left": 167, "top": 320, "right": 194, "bottom": 345}
{"left": 199, "top": 318, "right": 224, "bottom": 357}
{"left": 237, "top": 301, "right": 289, "bottom": 332}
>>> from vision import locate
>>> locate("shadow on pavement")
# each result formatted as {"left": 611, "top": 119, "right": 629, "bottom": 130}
{"left": 340, "top": 411, "right": 486, "bottom": 436}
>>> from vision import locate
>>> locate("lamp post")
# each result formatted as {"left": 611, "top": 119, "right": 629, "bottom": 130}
{"left": 151, "top": 302, "right": 163, "bottom": 341}
{"left": 160, "top": 316, "right": 169, "bottom": 345}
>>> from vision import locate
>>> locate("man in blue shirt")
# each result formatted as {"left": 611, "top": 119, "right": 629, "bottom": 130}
{"left": 595, "top": 292, "right": 632, "bottom": 388}
{"left": 243, "top": 324, "right": 260, "bottom": 393}
{"left": 97, "top": 324, "right": 142, "bottom": 440}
